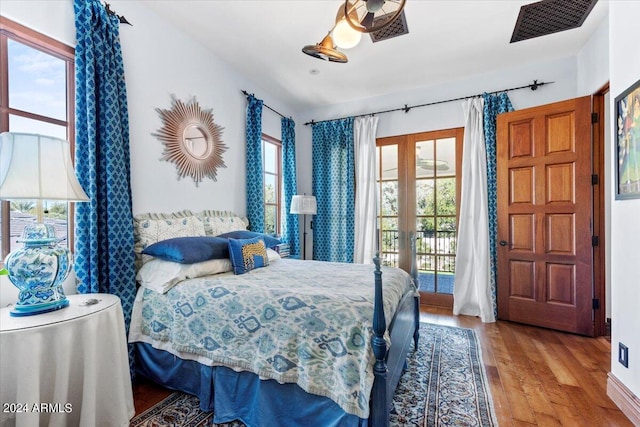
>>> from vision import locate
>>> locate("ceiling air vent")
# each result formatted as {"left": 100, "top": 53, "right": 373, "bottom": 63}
{"left": 510, "top": 0, "right": 598, "bottom": 43}
{"left": 370, "top": 10, "right": 409, "bottom": 43}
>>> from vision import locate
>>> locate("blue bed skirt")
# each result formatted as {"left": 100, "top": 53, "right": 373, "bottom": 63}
{"left": 135, "top": 342, "right": 368, "bottom": 427}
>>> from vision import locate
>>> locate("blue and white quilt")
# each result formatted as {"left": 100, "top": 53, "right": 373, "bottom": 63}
{"left": 129, "top": 258, "right": 415, "bottom": 418}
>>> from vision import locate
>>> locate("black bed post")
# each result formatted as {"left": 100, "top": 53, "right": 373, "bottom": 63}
{"left": 410, "top": 232, "right": 420, "bottom": 347}
{"left": 371, "top": 253, "right": 389, "bottom": 427}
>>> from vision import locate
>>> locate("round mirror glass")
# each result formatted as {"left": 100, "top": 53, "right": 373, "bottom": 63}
{"left": 183, "top": 125, "right": 209, "bottom": 159}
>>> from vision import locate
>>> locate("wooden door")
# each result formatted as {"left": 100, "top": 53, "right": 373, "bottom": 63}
{"left": 496, "top": 96, "right": 594, "bottom": 336}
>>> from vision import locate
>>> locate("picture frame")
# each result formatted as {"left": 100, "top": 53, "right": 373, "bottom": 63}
{"left": 615, "top": 77, "right": 640, "bottom": 200}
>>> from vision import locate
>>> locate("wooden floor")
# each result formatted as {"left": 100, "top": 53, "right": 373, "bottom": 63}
{"left": 132, "top": 305, "right": 633, "bottom": 426}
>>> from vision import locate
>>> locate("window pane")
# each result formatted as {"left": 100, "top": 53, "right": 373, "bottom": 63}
{"left": 379, "top": 216, "right": 398, "bottom": 264}
{"left": 264, "top": 205, "right": 276, "bottom": 235}
{"left": 436, "top": 217, "right": 456, "bottom": 254}
{"left": 263, "top": 141, "right": 277, "bottom": 173}
{"left": 7, "top": 201, "right": 68, "bottom": 253}
{"left": 435, "top": 137, "right": 456, "bottom": 177}
{"left": 380, "top": 181, "right": 398, "bottom": 216}
{"left": 264, "top": 173, "right": 276, "bottom": 203}
{"left": 415, "top": 140, "right": 434, "bottom": 178}
{"left": 380, "top": 144, "right": 397, "bottom": 180}
{"left": 436, "top": 178, "right": 456, "bottom": 215}
{"left": 0, "top": 205, "right": 3, "bottom": 257}
{"left": 9, "top": 114, "right": 67, "bottom": 139}
{"left": 8, "top": 39, "right": 67, "bottom": 121}
{"left": 416, "top": 180, "right": 435, "bottom": 215}
{"left": 416, "top": 217, "right": 435, "bottom": 254}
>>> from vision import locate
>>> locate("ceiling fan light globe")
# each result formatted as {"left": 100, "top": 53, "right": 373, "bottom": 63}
{"left": 366, "top": 0, "right": 385, "bottom": 13}
{"left": 333, "top": 20, "right": 362, "bottom": 49}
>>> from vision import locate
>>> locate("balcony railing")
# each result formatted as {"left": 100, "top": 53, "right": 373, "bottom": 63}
{"left": 379, "top": 229, "right": 456, "bottom": 273}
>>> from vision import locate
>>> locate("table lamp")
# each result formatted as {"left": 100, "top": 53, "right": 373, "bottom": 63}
{"left": 290, "top": 194, "right": 317, "bottom": 260}
{"left": 0, "top": 132, "right": 89, "bottom": 317}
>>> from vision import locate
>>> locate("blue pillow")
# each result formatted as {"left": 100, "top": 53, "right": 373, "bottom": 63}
{"left": 142, "top": 236, "right": 229, "bottom": 264}
{"left": 227, "top": 236, "right": 269, "bottom": 275}
{"left": 217, "top": 230, "right": 281, "bottom": 249}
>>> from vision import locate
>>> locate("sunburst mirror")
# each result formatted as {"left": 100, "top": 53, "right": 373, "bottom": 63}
{"left": 153, "top": 96, "right": 227, "bottom": 186}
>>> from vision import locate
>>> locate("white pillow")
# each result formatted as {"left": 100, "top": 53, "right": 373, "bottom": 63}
{"left": 135, "top": 215, "right": 206, "bottom": 266}
{"left": 266, "top": 248, "right": 281, "bottom": 262}
{"left": 137, "top": 258, "right": 232, "bottom": 294}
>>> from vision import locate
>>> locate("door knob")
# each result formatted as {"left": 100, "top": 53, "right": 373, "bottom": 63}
{"left": 499, "top": 240, "right": 508, "bottom": 246}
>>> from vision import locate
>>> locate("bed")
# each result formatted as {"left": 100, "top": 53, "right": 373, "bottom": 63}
{"left": 128, "top": 210, "right": 419, "bottom": 427}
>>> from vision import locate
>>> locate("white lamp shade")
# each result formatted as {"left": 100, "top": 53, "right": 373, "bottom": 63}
{"left": 0, "top": 132, "right": 89, "bottom": 201}
{"left": 290, "top": 195, "right": 317, "bottom": 215}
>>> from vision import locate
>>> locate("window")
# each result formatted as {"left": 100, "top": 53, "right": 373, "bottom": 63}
{"left": 0, "top": 17, "right": 76, "bottom": 262}
{"left": 262, "top": 134, "right": 282, "bottom": 235}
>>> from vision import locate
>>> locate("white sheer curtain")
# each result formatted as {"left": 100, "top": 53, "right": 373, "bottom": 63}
{"left": 353, "top": 116, "right": 379, "bottom": 264}
{"left": 453, "top": 98, "right": 496, "bottom": 322}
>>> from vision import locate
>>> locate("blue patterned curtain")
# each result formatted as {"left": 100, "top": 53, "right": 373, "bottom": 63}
{"left": 312, "top": 118, "right": 355, "bottom": 262}
{"left": 246, "top": 95, "right": 264, "bottom": 232}
{"left": 74, "top": 0, "right": 136, "bottom": 372}
{"left": 281, "top": 117, "right": 300, "bottom": 256}
{"left": 483, "top": 92, "right": 514, "bottom": 318}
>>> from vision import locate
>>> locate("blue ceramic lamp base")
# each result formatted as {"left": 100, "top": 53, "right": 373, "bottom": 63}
{"left": 5, "top": 223, "right": 72, "bottom": 317}
{"left": 10, "top": 295, "right": 70, "bottom": 317}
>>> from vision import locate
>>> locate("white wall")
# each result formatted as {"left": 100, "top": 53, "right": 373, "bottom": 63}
{"left": 301, "top": 56, "right": 578, "bottom": 139}
{"left": 609, "top": 0, "right": 640, "bottom": 401}
{"left": 576, "top": 15, "right": 613, "bottom": 320}
{"left": 295, "top": 55, "right": 580, "bottom": 204}
{"left": 110, "top": 0, "right": 291, "bottom": 216}
{"left": 0, "top": 0, "right": 292, "bottom": 218}
{"left": 577, "top": 16, "right": 610, "bottom": 95}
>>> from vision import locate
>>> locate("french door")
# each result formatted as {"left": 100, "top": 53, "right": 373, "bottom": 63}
{"left": 376, "top": 128, "right": 463, "bottom": 306}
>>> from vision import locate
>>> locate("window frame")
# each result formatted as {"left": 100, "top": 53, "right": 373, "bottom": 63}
{"left": 261, "top": 133, "right": 282, "bottom": 236}
{"left": 0, "top": 17, "right": 76, "bottom": 262}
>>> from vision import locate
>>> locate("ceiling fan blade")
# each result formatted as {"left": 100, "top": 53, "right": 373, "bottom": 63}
{"left": 360, "top": 12, "right": 375, "bottom": 29}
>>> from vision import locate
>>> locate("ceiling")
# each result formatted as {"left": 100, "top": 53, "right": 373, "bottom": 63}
{"left": 143, "top": 0, "right": 608, "bottom": 111}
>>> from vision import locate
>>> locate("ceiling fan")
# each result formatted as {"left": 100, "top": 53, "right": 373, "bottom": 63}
{"left": 344, "top": 0, "right": 407, "bottom": 33}
{"left": 301, "top": 0, "right": 407, "bottom": 63}
{"left": 384, "top": 157, "right": 450, "bottom": 173}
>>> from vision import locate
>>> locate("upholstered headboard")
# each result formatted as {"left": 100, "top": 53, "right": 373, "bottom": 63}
{"left": 133, "top": 210, "right": 249, "bottom": 270}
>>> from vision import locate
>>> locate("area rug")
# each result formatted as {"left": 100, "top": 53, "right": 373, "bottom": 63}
{"left": 130, "top": 323, "right": 498, "bottom": 426}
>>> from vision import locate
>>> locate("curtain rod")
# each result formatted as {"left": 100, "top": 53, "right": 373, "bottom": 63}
{"left": 105, "top": 2, "right": 132, "bottom": 26}
{"left": 241, "top": 90, "right": 289, "bottom": 119}
{"left": 304, "top": 80, "right": 553, "bottom": 126}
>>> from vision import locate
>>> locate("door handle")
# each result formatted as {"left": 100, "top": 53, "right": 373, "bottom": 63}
{"left": 499, "top": 240, "right": 508, "bottom": 246}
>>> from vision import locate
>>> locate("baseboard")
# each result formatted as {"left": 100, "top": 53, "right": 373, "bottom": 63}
{"left": 607, "top": 372, "right": 640, "bottom": 426}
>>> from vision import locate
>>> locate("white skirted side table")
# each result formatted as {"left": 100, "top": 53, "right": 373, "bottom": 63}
{"left": 0, "top": 294, "right": 134, "bottom": 427}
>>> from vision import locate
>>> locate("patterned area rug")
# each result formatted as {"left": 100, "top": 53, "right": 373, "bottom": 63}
{"left": 130, "top": 323, "right": 497, "bottom": 426}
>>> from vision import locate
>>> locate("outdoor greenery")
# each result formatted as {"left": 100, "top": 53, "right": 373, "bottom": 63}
{"left": 379, "top": 176, "right": 457, "bottom": 273}
{"left": 264, "top": 183, "right": 277, "bottom": 235}
{"left": 10, "top": 201, "right": 68, "bottom": 220}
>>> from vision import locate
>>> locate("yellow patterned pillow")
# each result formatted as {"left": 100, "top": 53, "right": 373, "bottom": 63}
{"left": 227, "top": 236, "right": 269, "bottom": 275}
